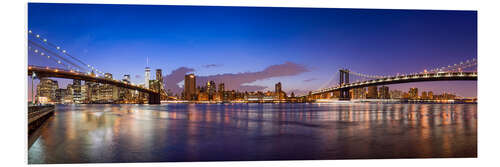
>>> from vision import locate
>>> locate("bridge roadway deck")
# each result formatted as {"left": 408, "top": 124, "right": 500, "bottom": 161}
{"left": 310, "top": 71, "right": 477, "bottom": 96}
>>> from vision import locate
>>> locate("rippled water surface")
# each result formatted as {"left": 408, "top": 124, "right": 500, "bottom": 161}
{"left": 28, "top": 103, "right": 477, "bottom": 163}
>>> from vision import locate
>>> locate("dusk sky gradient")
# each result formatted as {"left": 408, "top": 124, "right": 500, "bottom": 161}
{"left": 27, "top": 3, "right": 477, "bottom": 98}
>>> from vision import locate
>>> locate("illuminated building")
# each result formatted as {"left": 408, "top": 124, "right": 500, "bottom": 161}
{"left": 218, "top": 83, "right": 227, "bottom": 101}
{"left": 428, "top": 91, "right": 434, "bottom": 100}
{"left": 421, "top": 91, "right": 428, "bottom": 100}
{"left": 218, "top": 83, "right": 225, "bottom": 93}
{"left": 409, "top": 88, "right": 419, "bottom": 100}
{"left": 145, "top": 67, "right": 150, "bottom": 89}
{"left": 184, "top": 74, "right": 196, "bottom": 100}
{"left": 156, "top": 69, "right": 164, "bottom": 90}
{"left": 80, "top": 84, "right": 88, "bottom": 103}
{"left": 86, "top": 81, "right": 99, "bottom": 103}
{"left": 55, "top": 88, "right": 67, "bottom": 103}
{"left": 72, "top": 79, "right": 82, "bottom": 103}
{"left": 367, "top": 86, "right": 378, "bottom": 99}
{"left": 275, "top": 82, "right": 282, "bottom": 93}
{"left": 378, "top": 86, "right": 390, "bottom": 99}
{"left": 435, "top": 93, "right": 457, "bottom": 100}
{"left": 390, "top": 90, "right": 403, "bottom": 99}
{"left": 99, "top": 84, "right": 119, "bottom": 103}
{"left": 402, "top": 92, "right": 410, "bottom": 99}
{"left": 198, "top": 92, "right": 209, "bottom": 101}
{"left": 274, "top": 82, "right": 286, "bottom": 100}
{"left": 207, "top": 81, "right": 216, "bottom": 100}
{"left": 353, "top": 87, "right": 366, "bottom": 99}
{"left": 36, "top": 78, "right": 58, "bottom": 102}
{"left": 96, "top": 74, "right": 119, "bottom": 103}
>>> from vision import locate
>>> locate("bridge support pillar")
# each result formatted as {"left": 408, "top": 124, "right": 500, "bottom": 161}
{"left": 148, "top": 93, "right": 161, "bottom": 104}
{"left": 339, "top": 69, "right": 351, "bottom": 101}
{"left": 339, "top": 88, "right": 351, "bottom": 100}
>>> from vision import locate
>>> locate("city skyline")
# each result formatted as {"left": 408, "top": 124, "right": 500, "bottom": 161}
{"left": 28, "top": 3, "right": 477, "bottom": 100}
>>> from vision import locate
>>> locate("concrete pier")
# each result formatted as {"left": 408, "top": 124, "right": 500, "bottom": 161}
{"left": 28, "top": 105, "right": 55, "bottom": 134}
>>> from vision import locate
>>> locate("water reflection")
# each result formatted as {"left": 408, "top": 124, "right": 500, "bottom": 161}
{"left": 28, "top": 103, "right": 477, "bottom": 163}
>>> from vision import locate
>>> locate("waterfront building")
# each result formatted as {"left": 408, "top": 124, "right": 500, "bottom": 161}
{"left": 99, "top": 83, "right": 119, "bottom": 103}
{"left": 207, "top": 81, "right": 216, "bottom": 100}
{"left": 367, "top": 86, "right": 378, "bottom": 99}
{"left": 218, "top": 83, "right": 226, "bottom": 101}
{"left": 81, "top": 84, "right": 88, "bottom": 103}
{"left": 435, "top": 93, "right": 457, "bottom": 100}
{"left": 428, "top": 91, "right": 434, "bottom": 100}
{"left": 218, "top": 83, "right": 225, "bottom": 93}
{"left": 86, "top": 81, "right": 99, "bottom": 103}
{"left": 421, "top": 91, "right": 429, "bottom": 100}
{"left": 409, "top": 88, "right": 419, "bottom": 100}
{"left": 72, "top": 79, "right": 82, "bottom": 103}
{"left": 184, "top": 74, "right": 197, "bottom": 101}
{"left": 65, "top": 85, "right": 74, "bottom": 103}
{"left": 353, "top": 87, "right": 366, "bottom": 99}
{"left": 36, "top": 78, "right": 59, "bottom": 103}
{"left": 55, "top": 88, "right": 67, "bottom": 103}
{"left": 402, "top": 92, "right": 410, "bottom": 99}
{"left": 156, "top": 69, "right": 164, "bottom": 89}
{"left": 145, "top": 67, "right": 151, "bottom": 89}
{"left": 378, "top": 86, "right": 390, "bottom": 99}
{"left": 390, "top": 90, "right": 403, "bottom": 99}
{"left": 198, "top": 92, "right": 209, "bottom": 101}
{"left": 275, "top": 82, "right": 286, "bottom": 100}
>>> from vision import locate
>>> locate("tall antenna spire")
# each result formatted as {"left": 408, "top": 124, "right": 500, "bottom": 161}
{"left": 147, "top": 56, "right": 149, "bottom": 67}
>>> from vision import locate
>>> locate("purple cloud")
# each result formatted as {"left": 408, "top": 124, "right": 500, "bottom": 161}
{"left": 203, "top": 64, "right": 223, "bottom": 68}
{"left": 163, "top": 62, "right": 309, "bottom": 94}
{"left": 303, "top": 78, "right": 318, "bottom": 82}
{"left": 164, "top": 67, "right": 195, "bottom": 94}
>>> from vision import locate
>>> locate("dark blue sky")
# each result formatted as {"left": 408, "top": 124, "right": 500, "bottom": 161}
{"left": 27, "top": 3, "right": 477, "bottom": 97}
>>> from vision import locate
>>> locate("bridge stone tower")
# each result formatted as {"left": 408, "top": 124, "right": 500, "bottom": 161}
{"left": 339, "top": 69, "right": 351, "bottom": 100}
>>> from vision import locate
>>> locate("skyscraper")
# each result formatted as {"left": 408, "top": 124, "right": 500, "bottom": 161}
{"left": 156, "top": 69, "right": 163, "bottom": 84}
{"left": 409, "top": 88, "right": 419, "bottom": 100}
{"left": 367, "top": 86, "right": 378, "bottom": 99}
{"left": 275, "top": 82, "right": 285, "bottom": 100}
{"left": 55, "top": 88, "right": 67, "bottom": 103}
{"left": 218, "top": 83, "right": 225, "bottom": 93}
{"left": 72, "top": 79, "right": 82, "bottom": 103}
{"left": 145, "top": 67, "right": 151, "bottom": 89}
{"left": 218, "top": 83, "right": 226, "bottom": 101}
{"left": 275, "top": 82, "right": 282, "bottom": 94}
{"left": 36, "top": 78, "right": 59, "bottom": 103}
{"left": 184, "top": 74, "right": 196, "bottom": 100}
{"left": 156, "top": 69, "right": 165, "bottom": 95}
{"left": 378, "top": 86, "right": 390, "bottom": 99}
{"left": 207, "top": 81, "right": 216, "bottom": 100}
{"left": 145, "top": 57, "right": 151, "bottom": 89}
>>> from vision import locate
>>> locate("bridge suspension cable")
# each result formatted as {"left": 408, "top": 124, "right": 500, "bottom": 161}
{"left": 348, "top": 70, "right": 385, "bottom": 79}
{"left": 28, "top": 46, "right": 73, "bottom": 70}
{"left": 318, "top": 71, "right": 339, "bottom": 89}
{"left": 28, "top": 30, "right": 105, "bottom": 75}
{"left": 28, "top": 40, "right": 86, "bottom": 72}
{"left": 426, "top": 58, "right": 477, "bottom": 73}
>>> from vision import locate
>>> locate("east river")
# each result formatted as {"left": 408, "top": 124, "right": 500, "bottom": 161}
{"left": 28, "top": 103, "right": 477, "bottom": 163}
